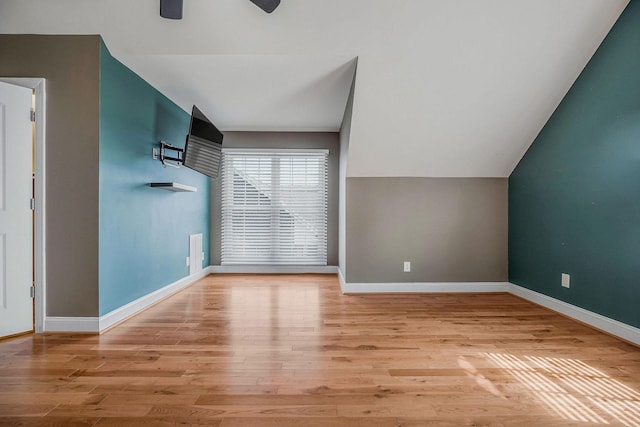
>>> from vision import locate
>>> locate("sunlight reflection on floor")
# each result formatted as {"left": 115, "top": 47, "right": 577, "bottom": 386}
{"left": 483, "top": 352, "right": 640, "bottom": 426}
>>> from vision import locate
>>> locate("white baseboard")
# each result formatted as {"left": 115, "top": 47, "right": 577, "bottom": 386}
{"left": 43, "top": 267, "right": 214, "bottom": 333}
{"left": 341, "top": 281, "right": 510, "bottom": 294}
{"left": 508, "top": 283, "right": 640, "bottom": 346}
{"left": 43, "top": 316, "right": 99, "bottom": 333}
{"left": 210, "top": 265, "right": 339, "bottom": 274}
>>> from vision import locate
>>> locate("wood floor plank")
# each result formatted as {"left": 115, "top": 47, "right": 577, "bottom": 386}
{"left": 219, "top": 417, "right": 398, "bottom": 427}
{"left": 194, "top": 393, "right": 375, "bottom": 406}
{"left": 0, "top": 418, "right": 100, "bottom": 427}
{"left": 95, "top": 418, "right": 221, "bottom": 427}
{"left": 46, "top": 404, "right": 152, "bottom": 418}
{"left": 0, "top": 274, "right": 638, "bottom": 426}
{"left": 0, "top": 404, "right": 57, "bottom": 417}
{"left": 89, "top": 384, "right": 279, "bottom": 396}
{"left": 0, "top": 393, "right": 105, "bottom": 406}
{"left": 98, "top": 393, "right": 199, "bottom": 406}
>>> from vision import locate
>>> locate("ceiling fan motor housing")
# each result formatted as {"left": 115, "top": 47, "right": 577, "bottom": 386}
{"left": 160, "top": 0, "right": 280, "bottom": 19}
{"left": 249, "top": 0, "right": 281, "bottom": 13}
{"left": 160, "top": 0, "right": 183, "bottom": 19}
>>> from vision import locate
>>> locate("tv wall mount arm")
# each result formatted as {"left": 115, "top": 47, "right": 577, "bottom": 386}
{"left": 156, "top": 141, "right": 184, "bottom": 168}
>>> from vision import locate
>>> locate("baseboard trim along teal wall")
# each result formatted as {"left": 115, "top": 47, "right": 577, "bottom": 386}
{"left": 44, "top": 267, "right": 213, "bottom": 333}
{"left": 98, "top": 40, "right": 210, "bottom": 315}
{"left": 509, "top": 283, "right": 640, "bottom": 346}
{"left": 509, "top": 1, "right": 640, "bottom": 329}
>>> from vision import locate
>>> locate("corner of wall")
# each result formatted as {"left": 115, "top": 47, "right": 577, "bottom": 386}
{"left": 338, "top": 60, "right": 357, "bottom": 275}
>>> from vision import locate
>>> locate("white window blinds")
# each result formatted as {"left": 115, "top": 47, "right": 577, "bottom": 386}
{"left": 221, "top": 149, "right": 328, "bottom": 265}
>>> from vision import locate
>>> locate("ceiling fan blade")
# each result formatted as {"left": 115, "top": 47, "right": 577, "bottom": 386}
{"left": 160, "top": 0, "right": 183, "bottom": 19}
{"left": 249, "top": 0, "right": 281, "bottom": 13}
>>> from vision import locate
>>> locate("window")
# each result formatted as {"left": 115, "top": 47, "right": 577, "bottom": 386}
{"left": 221, "top": 149, "right": 328, "bottom": 265}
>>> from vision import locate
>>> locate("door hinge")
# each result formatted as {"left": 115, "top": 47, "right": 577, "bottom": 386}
{"left": 30, "top": 198, "right": 35, "bottom": 210}
{"left": 30, "top": 286, "right": 35, "bottom": 299}
{"left": 30, "top": 109, "right": 36, "bottom": 122}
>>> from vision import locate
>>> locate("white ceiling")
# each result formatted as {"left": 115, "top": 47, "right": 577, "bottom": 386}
{"left": 118, "top": 54, "right": 357, "bottom": 132}
{"left": 0, "top": 0, "right": 629, "bottom": 177}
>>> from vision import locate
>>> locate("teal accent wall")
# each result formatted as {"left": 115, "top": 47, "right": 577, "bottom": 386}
{"left": 99, "top": 41, "right": 210, "bottom": 316}
{"left": 509, "top": 1, "right": 640, "bottom": 328}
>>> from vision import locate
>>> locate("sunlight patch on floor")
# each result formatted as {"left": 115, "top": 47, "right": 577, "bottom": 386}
{"left": 483, "top": 352, "right": 640, "bottom": 426}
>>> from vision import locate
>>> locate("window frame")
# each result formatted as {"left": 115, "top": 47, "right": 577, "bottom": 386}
{"left": 220, "top": 148, "right": 329, "bottom": 266}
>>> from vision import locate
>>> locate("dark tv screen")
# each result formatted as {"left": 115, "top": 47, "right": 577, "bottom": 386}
{"left": 183, "top": 106, "right": 224, "bottom": 178}
{"left": 189, "top": 105, "right": 223, "bottom": 144}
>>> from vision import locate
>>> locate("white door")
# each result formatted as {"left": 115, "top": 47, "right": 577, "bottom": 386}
{"left": 0, "top": 82, "right": 33, "bottom": 337}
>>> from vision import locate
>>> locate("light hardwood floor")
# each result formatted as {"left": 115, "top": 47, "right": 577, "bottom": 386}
{"left": 0, "top": 274, "right": 639, "bottom": 426}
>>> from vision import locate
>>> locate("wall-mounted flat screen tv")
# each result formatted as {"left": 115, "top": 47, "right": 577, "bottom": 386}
{"left": 183, "top": 105, "right": 224, "bottom": 178}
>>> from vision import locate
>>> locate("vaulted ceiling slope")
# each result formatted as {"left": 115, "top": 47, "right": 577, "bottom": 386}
{"left": 0, "top": 0, "right": 629, "bottom": 176}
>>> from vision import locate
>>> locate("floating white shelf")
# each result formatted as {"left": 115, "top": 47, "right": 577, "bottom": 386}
{"left": 149, "top": 182, "right": 197, "bottom": 192}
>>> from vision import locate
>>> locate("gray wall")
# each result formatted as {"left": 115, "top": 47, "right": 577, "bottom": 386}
{"left": 0, "top": 35, "right": 100, "bottom": 317}
{"left": 345, "top": 178, "right": 508, "bottom": 283}
{"left": 210, "top": 132, "right": 340, "bottom": 266}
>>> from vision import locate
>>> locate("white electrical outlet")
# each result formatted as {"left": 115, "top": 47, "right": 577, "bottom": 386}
{"left": 404, "top": 261, "right": 411, "bottom": 272}
{"left": 186, "top": 256, "right": 190, "bottom": 267}
{"left": 561, "top": 273, "right": 570, "bottom": 288}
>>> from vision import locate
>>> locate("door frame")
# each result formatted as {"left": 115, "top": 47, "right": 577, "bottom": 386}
{"left": 0, "top": 78, "right": 46, "bottom": 333}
